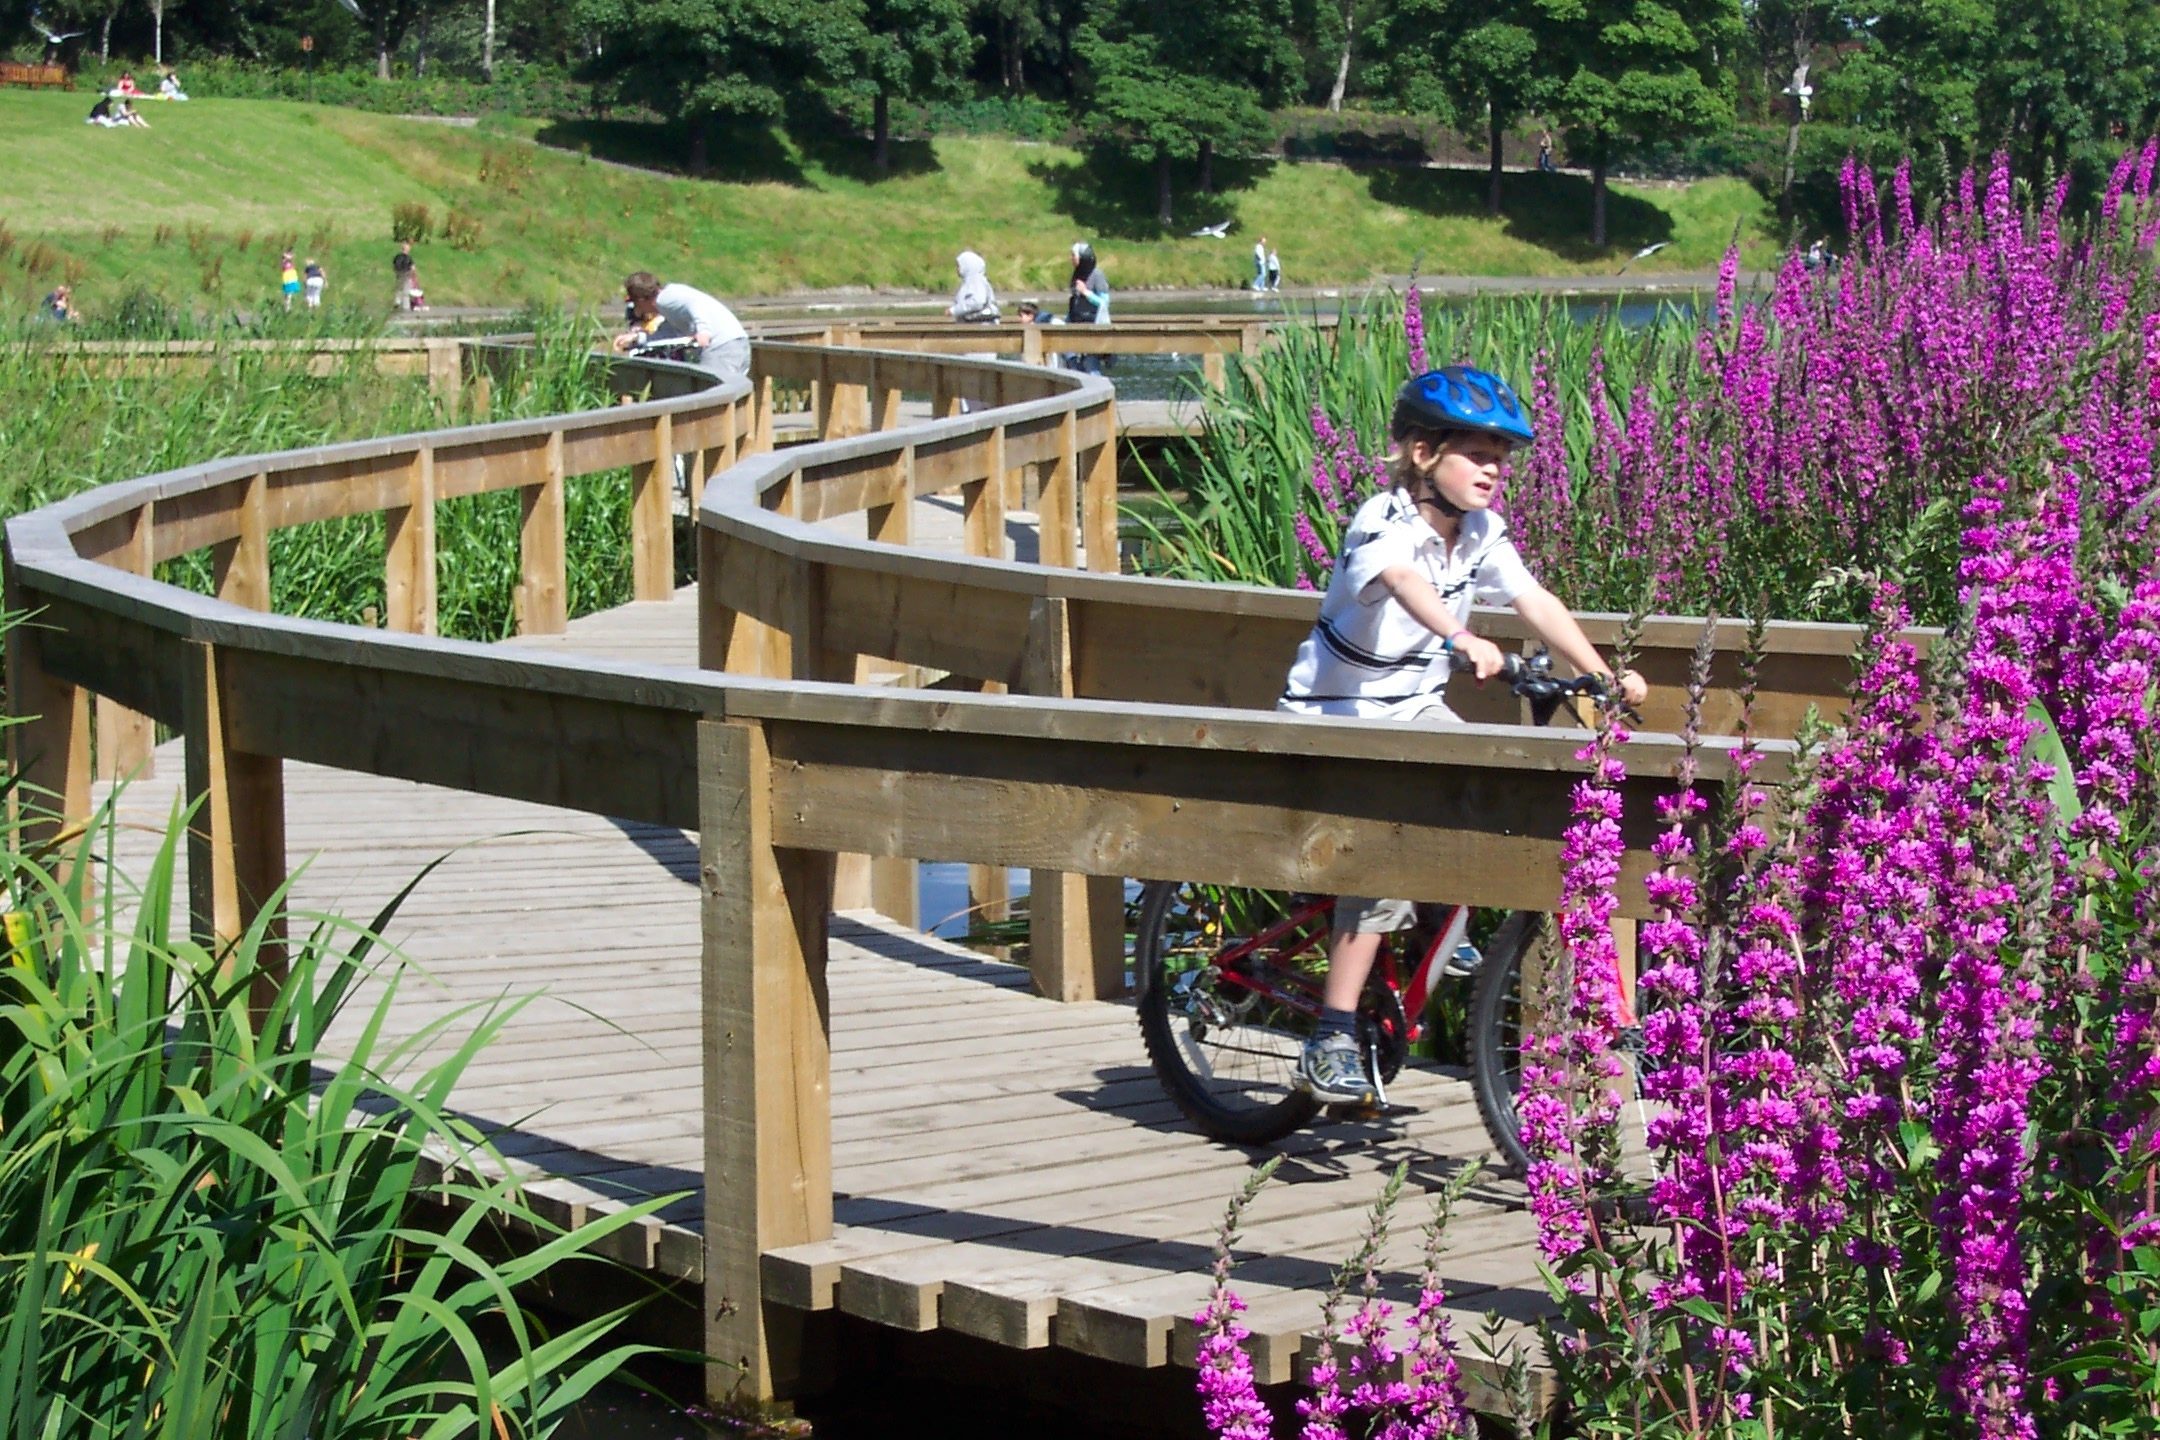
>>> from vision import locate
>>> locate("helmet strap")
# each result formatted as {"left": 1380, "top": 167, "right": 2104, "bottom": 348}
{"left": 1409, "top": 459, "right": 1465, "bottom": 521}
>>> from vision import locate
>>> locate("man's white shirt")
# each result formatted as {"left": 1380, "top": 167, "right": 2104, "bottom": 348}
{"left": 1280, "top": 489, "right": 1535, "bottom": 720}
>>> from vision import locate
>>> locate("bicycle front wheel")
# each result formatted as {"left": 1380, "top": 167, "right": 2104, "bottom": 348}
{"left": 1134, "top": 880, "right": 1320, "bottom": 1146}
{"left": 1468, "top": 910, "right": 1545, "bottom": 1172}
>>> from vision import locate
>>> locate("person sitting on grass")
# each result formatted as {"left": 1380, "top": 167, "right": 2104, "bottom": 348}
{"left": 158, "top": 69, "right": 188, "bottom": 101}
{"left": 85, "top": 95, "right": 116, "bottom": 126}
{"left": 41, "top": 285, "right": 77, "bottom": 323}
{"left": 1277, "top": 364, "right": 1648, "bottom": 1104}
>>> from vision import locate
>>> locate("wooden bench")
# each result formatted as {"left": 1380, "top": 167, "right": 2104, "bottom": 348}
{"left": 0, "top": 62, "right": 71, "bottom": 89}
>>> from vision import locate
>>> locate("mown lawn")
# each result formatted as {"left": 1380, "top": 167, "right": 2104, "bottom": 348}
{"left": 0, "top": 88, "right": 1776, "bottom": 316}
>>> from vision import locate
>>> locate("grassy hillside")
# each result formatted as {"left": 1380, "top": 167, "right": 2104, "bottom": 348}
{"left": 0, "top": 89, "right": 1777, "bottom": 316}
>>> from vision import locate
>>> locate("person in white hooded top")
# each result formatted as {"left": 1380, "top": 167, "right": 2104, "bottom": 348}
{"left": 948, "top": 250, "right": 999, "bottom": 323}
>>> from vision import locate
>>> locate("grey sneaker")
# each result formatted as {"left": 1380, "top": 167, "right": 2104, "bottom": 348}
{"left": 1442, "top": 941, "right": 1484, "bottom": 979}
{"left": 1297, "top": 1031, "right": 1373, "bottom": 1105}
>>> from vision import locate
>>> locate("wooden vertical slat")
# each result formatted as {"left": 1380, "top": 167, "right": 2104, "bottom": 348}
{"left": 1022, "top": 324, "right": 1044, "bottom": 366}
{"left": 3, "top": 563, "right": 92, "bottom": 886}
{"left": 633, "top": 411, "right": 674, "bottom": 602}
{"left": 1021, "top": 595, "right": 1126, "bottom": 1001}
{"left": 95, "top": 502, "right": 157, "bottom": 780}
{"left": 1202, "top": 351, "right": 1227, "bottom": 392}
{"left": 383, "top": 446, "right": 436, "bottom": 635}
{"left": 181, "top": 638, "right": 287, "bottom": 1022}
{"left": 1038, "top": 410, "right": 1078, "bottom": 569}
{"left": 861, "top": 446, "right": 917, "bottom": 923}
{"left": 811, "top": 351, "right": 833, "bottom": 438}
{"left": 962, "top": 426, "right": 1006, "bottom": 563}
{"left": 700, "top": 717, "right": 832, "bottom": 1403}
{"left": 1081, "top": 407, "right": 1119, "bottom": 575}
{"left": 516, "top": 430, "right": 568, "bottom": 635}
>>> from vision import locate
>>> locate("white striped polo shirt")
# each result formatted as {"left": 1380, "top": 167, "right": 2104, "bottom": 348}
{"left": 1279, "top": 488, "right": 1536, "bottom": 720}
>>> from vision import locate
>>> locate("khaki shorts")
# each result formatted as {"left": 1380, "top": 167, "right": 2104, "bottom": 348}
{"left": 1320, "top": 694, "right": 1460, "bottom": 939}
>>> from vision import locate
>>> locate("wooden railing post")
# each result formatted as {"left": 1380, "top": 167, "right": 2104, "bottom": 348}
{"left": 856, "top": 444, "right": 919, "bottom": 926}
{"left": 1038, "top": 411, "right": 1078, "bottom": 569}
{"left": 95, "top": 503, "right": 157, "bottom": 780}
{"left": 181, "top": 638, "right": 287, "bottom": 1023}
{"left": 1202, "top": 350, "right": 1227, "bottom": 393}
{"left": 870, "top": 356, "right": 903, "bottom": 433}
{"left": 1022, "top": 324, "right": 1045, "bottom": 367}
{"left": 516, "top": 430, "right": 568, "bottom": 635}
{"left": 1081, "top": 406, "right": 1119, "bottom": 574}
{"left": 384, "top": 446, "right": 436, "bottom": 634}
{"left": 699, "top": 717, "right": 832, "bottom": 1404}
{"left": 958, "top": 430, "right": 1010, "bottom": 928}
{"left": 1021, "top": 596, "right": 1126, "bottom": 1000}
{"left": 633, "top": 411, "right": 674, "bottom": 602}
{"left": 692, "top": 396, "right": 740, "bottom": 513}
{"left": 3, "top": 563, "right": 92, "bottom": 888}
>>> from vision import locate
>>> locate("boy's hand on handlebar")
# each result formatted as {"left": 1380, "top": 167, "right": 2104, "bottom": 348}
{"left": 1612, "top": 668, "right": 1648, "bottom": 708}
{"left": 1455, "top": 633, "right": 1508, "bottom": 681}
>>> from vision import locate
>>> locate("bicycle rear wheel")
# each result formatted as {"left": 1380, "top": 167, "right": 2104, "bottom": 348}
{"left": 1467, "top": 910, "right": 1544, "bottom": 1172}
{"left": 1134, "top": 880, "right": 1320, "bottom": 1145}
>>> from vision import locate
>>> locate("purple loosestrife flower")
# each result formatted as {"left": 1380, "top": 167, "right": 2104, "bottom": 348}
{"left": 1523, "top": 721, "right": 1632, "bottom": 1272}
{"left": 1404, "top": 283, "right": 1426, "bottom": 375}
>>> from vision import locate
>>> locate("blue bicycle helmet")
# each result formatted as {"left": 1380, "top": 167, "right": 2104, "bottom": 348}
{"left": 1391, "top": 365, "right": 1535, "bottom": 447}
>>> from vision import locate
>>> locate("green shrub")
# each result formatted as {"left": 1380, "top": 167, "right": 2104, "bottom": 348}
{"left": 391, "top": 202, "right": 433, "bottom": 243}
{"left": 442, "top": 208, "right": 485, "bottom": 252}
{"left": 0, "top": 795, "right": 670, "bottom": 1439}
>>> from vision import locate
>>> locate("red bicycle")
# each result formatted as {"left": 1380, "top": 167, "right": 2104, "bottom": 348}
{"left": 1133, "top": 652, "right": 1612, "bottom": 1166}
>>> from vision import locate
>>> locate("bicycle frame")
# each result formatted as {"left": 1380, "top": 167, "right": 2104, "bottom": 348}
{"left": 1204, "top": 896, "right": 1473, "bottom": 1044}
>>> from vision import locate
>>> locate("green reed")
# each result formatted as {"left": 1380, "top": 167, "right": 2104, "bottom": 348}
{"left": 0, "top": 789, "right": 670, "bottom": 1439}
{"left": 1126, "top": 292, "right": 1692, "bottom": 598}
{"left": 0, "top": 314, "right": 636, "bottom": 643}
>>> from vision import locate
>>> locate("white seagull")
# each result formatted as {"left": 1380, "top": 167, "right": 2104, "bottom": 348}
{"left": 1188, "top": 220, "right": 1233, "bottom": 239}
{"left": 29, "top": 9, "right": 86, "bottom": 45}
{"left": 1614, "top": 240, "right": 1670, "bottom": 275}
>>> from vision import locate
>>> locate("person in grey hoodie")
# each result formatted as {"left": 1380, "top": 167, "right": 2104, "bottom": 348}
{"left": 948, "top": 250, "right": 1000, "bottom": 323}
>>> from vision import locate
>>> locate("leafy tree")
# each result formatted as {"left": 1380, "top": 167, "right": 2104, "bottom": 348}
{"left": 1536, "top": 0, "right": 1740, "bottom": 244}
{"left": 1077, "top": 0, "right": 1299, "bottom": 226}
{"left": 852, "top": 0, "right": 974, "bottom": 173}
{"left": 1378, "top": 0, "right": 1545, "bottom": 214}
{"left": 573, "top": 0, "right": 865, "bottom": 172}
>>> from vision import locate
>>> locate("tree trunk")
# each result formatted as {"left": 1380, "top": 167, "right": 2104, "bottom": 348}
{"left": 874, "top": 90, "right": 891, "bottom": 176}
{"left": 484, "top": 0, "right": 496, "bottom": 79}
{"left": 153, "top": 0, "right": 163, "bottom": 64}
{"left": 1157, "top": 152, "right": 1174, "bottom": 227}
{"left": 1327, "top": 2, "right": 1355, "bottom": 112}
{"left": 1591, "top": 156, "right": 1609, "bottom": 247}
{"left": 414, "top": 9, "right": 429, "bottom": 78}
{"left": 1199, "top": 138, "right": 1214, "bottom": 195}
{"left": 99, "top": 9, "right": 112, "bottom": 61}
{"left": 376, "top": 11, "right": 391, "bottom": 80}
{"left": 690, "top": 119, "right": 710, "bottom": 177}
{"left": 1002, "top": 17, "right": 1024, "bottom": 91}
{"left": 1487, "top": 106, "right": 1504, "bottom": 215}
{"left": 1782, "top": 100, "right": 1802, "bottom": 194}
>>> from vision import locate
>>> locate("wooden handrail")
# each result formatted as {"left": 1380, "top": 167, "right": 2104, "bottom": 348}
{"left": 2, "top": 326, "right": 1895, "bottom": 1408}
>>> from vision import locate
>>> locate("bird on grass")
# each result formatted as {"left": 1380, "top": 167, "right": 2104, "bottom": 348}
{"left": 29, "top": 8, "right": 86, "bottom": 47}
{"left": 1614, "top": 241, "right": 1669, "bottom": 275}
{"left": 1188, "top": 220, "right": 1233, "bottom": 239}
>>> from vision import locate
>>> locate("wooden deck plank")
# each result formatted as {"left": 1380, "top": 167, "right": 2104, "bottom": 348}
{"left": 91, "top": 573, "right": 1554, "bottom": 1413}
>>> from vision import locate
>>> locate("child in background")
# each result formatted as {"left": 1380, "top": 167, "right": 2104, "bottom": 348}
{"left": 279, "top": 252, "right": 301, "bottom": 310}
{"left": 303, "top": 258, "right": 326, "bottom": 309}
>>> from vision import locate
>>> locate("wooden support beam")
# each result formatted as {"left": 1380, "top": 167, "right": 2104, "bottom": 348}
{"left": 1081, "top": 410, "right": 1118, "bottom": 576}
{"left": 1021, "top": 596, "right": 1126, "bottom": 1001}
{"left": 633, "top": 411, "right": 675, "bottom": 603}
{"left": 699, "top": 718, "right": 833, "bottom": 1404}
{"left": 211, "top": 472, "right": 269, "bottom": 610}
{"left": 3, "top": 565, "right": 92, "bottom": 884}
{"left": 846, "top": 449, "right": 918, "bottom": 919}
{"left": 1038, "top": 411, "right": 1078, "bottom": 569}
{"left": 180, "top": 638, "right": 287, "bottom": 1023}
{"left": 383, "top": 445, "right": 436, "bottom": 635}
{"left": 95, "top": 503, "right": 157, "bottom": 781}
{"left": 1202, "top": 351, "right": 1227, "bottom": 392}
{"left": 516, "top": 430, "right": 569, "bottom": 636}
{"left": 694, "top": 400, "right": 738, "bottom": 513}
{"left": 962, "top": 428, "right": 1006, "bottom": 563}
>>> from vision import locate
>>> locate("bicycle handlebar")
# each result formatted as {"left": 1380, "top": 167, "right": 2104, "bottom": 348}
{"left": 1500, "top": 650, "right": 1623, "bottom": 725}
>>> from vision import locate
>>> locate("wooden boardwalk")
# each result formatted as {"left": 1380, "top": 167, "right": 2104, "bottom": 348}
{"left": 91, "top": 487, "right": 1552, "bottom": 1411}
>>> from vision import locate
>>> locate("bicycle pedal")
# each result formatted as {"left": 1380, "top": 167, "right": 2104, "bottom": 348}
{"left": 1325, "top": 1099, "right": 1388, "bottom": 1122}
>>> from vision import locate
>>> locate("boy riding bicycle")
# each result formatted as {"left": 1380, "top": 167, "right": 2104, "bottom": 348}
{"left": 1280, "top": 365, "right": 1649, "bottom": 1104}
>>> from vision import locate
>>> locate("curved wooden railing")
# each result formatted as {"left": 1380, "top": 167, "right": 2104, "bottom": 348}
{"left": 3, "top": 328, "right": 1902, "bottom": 1404}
